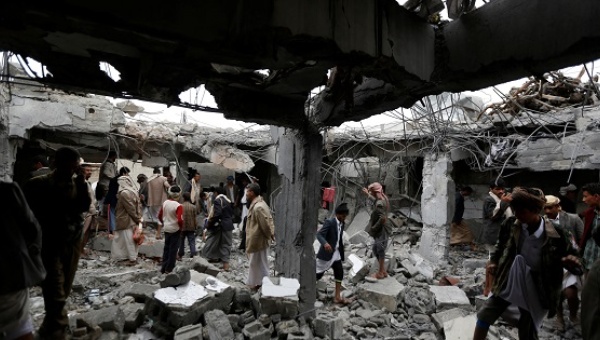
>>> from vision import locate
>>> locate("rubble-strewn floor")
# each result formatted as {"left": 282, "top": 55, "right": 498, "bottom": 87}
{"left": 27, "top": 223, "right": 584, "bottom": 339}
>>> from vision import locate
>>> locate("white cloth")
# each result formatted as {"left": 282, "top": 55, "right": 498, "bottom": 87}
{"left": 316, "top": 219, "right": 343, "bottom": 274}
{"left": 241, "top": 188, "right": 249, "bottom": 221}
{"left": 111, "top": 228, "right": 138, "bottom": 261}
{"left": 489, "top": 192, "right": 514, "bottom": 219}
{"left": 0, "top": 289, "right": 29, "bottom": 336}
{"left": 498, "top": 255, "right": 548, "bottom": 330}
{"left": 246, "top": 248, "right": 270, "bottom": 286}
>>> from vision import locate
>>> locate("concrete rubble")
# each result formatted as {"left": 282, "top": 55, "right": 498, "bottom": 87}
{"left": 22, "top": 211, "right": 581, "bottom": 340}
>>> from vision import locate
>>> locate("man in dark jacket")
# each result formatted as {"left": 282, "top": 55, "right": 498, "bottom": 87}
{"left": 579, "top": 183, "right": 600, "bottom": 273}
{"left": 481, "top": 178, "right": 513, "bottom": 248}
{"left": 23, "top": 147, "right": 91, "bottom": 340}
{"left": 316, "top": 203, "right": 351, "bottom": 305}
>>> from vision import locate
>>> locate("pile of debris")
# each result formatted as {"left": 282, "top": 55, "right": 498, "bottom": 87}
{"left": 26, "top": 213, "right": 584, "bottom": 340}
{"left": 478, "top": 70, "right": 600, "bottom": 120}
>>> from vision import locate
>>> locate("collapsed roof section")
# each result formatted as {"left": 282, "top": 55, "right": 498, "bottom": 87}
{"left": 1, "top": 0, "right": 599, "bottom": 127}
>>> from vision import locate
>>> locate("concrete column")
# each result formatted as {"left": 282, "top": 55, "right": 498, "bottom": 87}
{"left": 418, "top": 153, "right": 454, "bottom": 264}
{"left": 273, "top": 127, "right": 322, "bottom": 314}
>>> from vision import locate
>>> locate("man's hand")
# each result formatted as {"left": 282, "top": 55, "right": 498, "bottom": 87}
{"left": 562, "top": 255, "right": 581, "bottom": 268}
{"left": 486, "top": 262, "right": 497, "bottom": 275}
{"left": 324, "top": 243, "right": 333, "bottom": 253}
{"left": 500, "top": 193, "right": 512, "bottom": 203}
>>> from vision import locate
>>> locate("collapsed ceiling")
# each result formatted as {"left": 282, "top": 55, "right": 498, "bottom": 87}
{"left": 1, "top": 0, "right": 600, "bottom": 127}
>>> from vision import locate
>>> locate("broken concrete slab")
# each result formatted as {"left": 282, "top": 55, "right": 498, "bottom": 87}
{"left": 314, "top": 314, "right": 343, "bottom": 339}
{"left": 357, "top": 277, "right": 405, "bottom": 311}
{"left": 349, "top": 230, "right": 371, "bottom": 245}
{"left": 154, "top": 282, "right": 208, "bottom": 308}
{"left": 261, "top": 277, "right": 300, "bottom": 298}
{"left": 204, "top": 309, "right": 235, "bottom": 340}
{"left": 400, "top": 259, "right": 419, "bottom": 277}
{"left": 174, "top": 323, "right": 203, "bottom": 340}
{"left": 138, "top": 240, "right": 164, "bottom": 258}
{"left": 75, "top": 306, "right": 125, "bottom": 333}
{"left": 443, "top": 314, "right": 477, "bottom": 340}
{"left": 462, "top": 259, "right": 488, "bottom": 272}
{"left": 429, "top": 286, "right": 471, "bottom": 312}
{"left": 404, "top": 287, "right": 436, "bottom": 315}
{"left": 260, "top": 277, "right": 300, "bottom": 319}
{"left": 160, "top": 267, "right": 191, "bottom": 288}
{"left": 345, "top": 208, "right": 370, "bottom": 237}
{"left": 347, "top": 254, "right": 370, "bottom": 284}
{"left": 123, "top": 283, "right": 160, "bottom": 303}
{"left": 275, "top": 320, "right": 300, "bottom": 340}
{"left": 122, "top": 303, "right": 146, "bottom": 332}
{"left": 431, "top": 308, "right": 471, "bottom": 331}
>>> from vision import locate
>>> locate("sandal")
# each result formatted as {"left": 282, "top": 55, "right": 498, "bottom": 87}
{"left": 371, "top": 272, "right": 386, "bottom": 280}
{"left": 334, "top": 297, "right": 354, "bottom": 305}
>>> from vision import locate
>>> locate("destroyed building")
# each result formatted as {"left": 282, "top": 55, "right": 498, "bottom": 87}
{"left": 1, "top": 0, "right": 600, "bottom": 339}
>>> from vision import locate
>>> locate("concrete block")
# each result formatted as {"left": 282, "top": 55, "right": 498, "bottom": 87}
{"left": 259, "top": 278, "right": 300, "bottom": 319}
{"left": 400, "top": 259, "right": 419, "bottom": 277}
{"left": 443, "top": 314, "right": 477, "bottom": 340}
{"left": 261, "top": 277, "right": 300, "bottom": 298}
{"left": 429, "top": 286, "right": 471, "bottom": 312}
{"left": 204, "top": 309, "right": 235, "bottom": 340}
{"left": 138, "top": 240, "right": 164, "bottom": 258}
{"left": 349, "top": 231, "right": 371, "bottom": 245}
{"left": 123, "top": 283, "right": 159, "bottom": 302}
{"left": 160, "top": 267, "right": 191, "bottom": 288}
{"left": 242, "top": 321, "right": 270, "bottom": 340}
{"left": 357, "top": 277, "right": 405, "bottom": 311}
{"left": 347, "top": 254, "right": 370, "bottom": 284}
{"left": 174, "top": 324, "right": 203, "bottom": 340}
{"left": 275, "top": 320, "right": 300, "bottom": 340}
{"left": 431, "top": 308, "right": 470, "bottom": 331}
{"left": 314, "top": 314, "right": 343, "bottom": 339}
{"left": 75, "top": 306, "right": 125, "bottom": 333}
{"left": 404, "top": 287, "right": 436, "bottom": 315}
{"left": 191, "top": 256, "right": 221, "bottom": 277}
{"left": 154, "top": 282, "right": 208, "bottom": 308}
{"left": 122, "top": 303, "right": 145, "bottom": 332}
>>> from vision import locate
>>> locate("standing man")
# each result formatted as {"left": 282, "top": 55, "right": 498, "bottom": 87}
{"left": 473, "top": 187, "right": 581, "bottom": 340}
{"left": 558, "top": 183, "right": 578, "bottom": 214}
{"left": 450, "top": 186, "right": 475, "bottom": 249}
{"left": 481, "top": 178, "right": 513, "bottom": 249}
{"left": 23, "top": 147, "right": 91, "bottom": 339}
{"left": 29, "top": 154, "right": 52, "bottom": 180}
{"left": 544, "top": 195, "right": 584, "bottom": 330}
{"left": 184, "top": 170, "right": 202, "bottom": 211}
{"left": 81, "top": 163, "right": 98, "bottom": 255}
{"left": 245, "top": 183, "right": 275, "bottom": 290}
{"left": 316, "top": 203, "right": 352, "bottom": 305}
{"left": 137, "top": 174, "right": 149, "bottom": 226}
{"left": 178, "top": 192, "right": 198, "bottom": 259}
{"left": 225, "top": 175, "right": 239, "bottom": 207}
{"left": 96, "top": 151, "right": 117, "bottom": 214}
{"left": 147, "top": 167, "right": 170, "bottom": 239}
{"left": 581, "top": 259, "right": 600, "bottom": 340}
{"left": 579, "top": 183, "right": 600, "bottom": 274}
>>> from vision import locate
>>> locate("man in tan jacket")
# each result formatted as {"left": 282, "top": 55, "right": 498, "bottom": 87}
{"left": 146, "top": 167, "right": 170, "bottom": 239}
{"left": 245, "top": 183, "right": 275, "bottom": 290}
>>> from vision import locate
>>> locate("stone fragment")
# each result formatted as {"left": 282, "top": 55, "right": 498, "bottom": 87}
{"left": 160, "top": 267, "right": 191, "bottom": 288}
{"left": 191, "top": 256, "right": 221, "bottom": 277}
{"left": 75, "top": 306, "right": 125, "bottom": 333}
{"left": 242, "top": 320, "right": 270, "bottom": 340}
{"left": 345, "top": 208, "right": 370, "bottom": 236}
{"left": 91, "top": 235, "right": 112, "bottom": 251}
{"left": 462, "top": 259, "right": 488, "bottom": 272}
{"left": 431, "top": 308, "right": 470, "bottom": 331}
{"left": 138, "top": 240, "right": 164, "bottom": 258}
{"left": 400, "top": 259, "right": 419, "bottom": 277}
{"left": 429, "top": 286, "right": 471, "bottom": 312}
{"left": 174, "top": 323, "right": 203, "bottom": 340}
{"left": 356, "top": 277, "right": 404, "bottom": 311}
{"left": 404, "top": 287, "right": 436, "bottom": 315}
{"left": 347, "top": 254, "right": 370, "bottom": 284}
{"left": 443, "top": 314, "right": 477, "bottom": 340}
{"left": 275, "top": 320, "right": 300, "bottom": 340}
{"left": 204, "top": 309, "right": 235, "bottom": 340}
{"left": 314, "top": 314, "right": 343, "bottom": 339}
{"left": 259, "top": 277, "right": 300, "bottom": 319}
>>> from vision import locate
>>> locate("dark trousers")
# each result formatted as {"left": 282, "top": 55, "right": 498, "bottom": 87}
{"left": 238, "top": 216, "right": 247, "bottom": 250}
{"left": 39, "top": 240, "right": 82, "bottom": 338}
{"left": 316, "top": 260, "right": 344, "bottom": 282}
{"left": 178, "top": 230, "right": 197, "bottom": 257}
{"left": 477, "top": 295, "right": 537, "bottom": 340}
{"left": 161, "top": 232, "right": 180, "bottom": 274}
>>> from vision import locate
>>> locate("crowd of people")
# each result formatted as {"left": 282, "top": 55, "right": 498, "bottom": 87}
{"left": 0, "top": 147, "right": 278, "bottom": 339}
{"left": 445, "top": 178, "right": 600, "bottom": 340}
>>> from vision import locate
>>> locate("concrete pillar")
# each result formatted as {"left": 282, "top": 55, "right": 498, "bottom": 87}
{"left": 273, "top": 127, "right": 322, "bottom": 314}
{"left": 418, "top": 153, "right": 455, "bottom": 264}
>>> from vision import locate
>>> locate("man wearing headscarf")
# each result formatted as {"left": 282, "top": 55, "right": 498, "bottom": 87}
{"left": 473, "top": 187, "right": 581, "bottom": 340}
{"left": 481, "top": 178, "right": 513, "bottom": 248}
{"left": 558, "top": 183, "right": 578, "bottom": 214}
{"left": 158, "top": 186, "right": 183, "bottom": 274}
{"left": 147, "top": 167, "right": 170, "bottom": 239}
{"left": 111, "top": 174, "right": 142, "bottom": 266}
{"left": 364, "top": 182, "right": 393, "bottom": 279}
{"left": 544, "top": 195, "right": 584, "bottom": 330}
{"left": 316, "top": 203, "right": 352, "bottom": 305}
